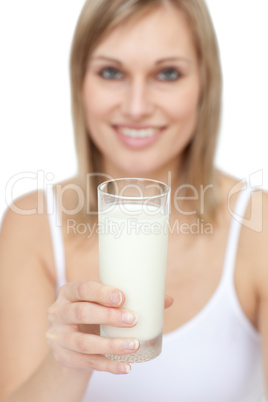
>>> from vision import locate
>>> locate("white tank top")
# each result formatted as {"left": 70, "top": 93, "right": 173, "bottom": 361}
{"left": 46, "top": 185, "right": 266, "bottom": 402}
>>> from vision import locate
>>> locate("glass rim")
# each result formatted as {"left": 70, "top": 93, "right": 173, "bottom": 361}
{"left": 97, "top": 177, "right": 171, "bottom": 201}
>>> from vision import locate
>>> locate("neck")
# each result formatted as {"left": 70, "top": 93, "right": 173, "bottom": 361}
{"left": 100, "top": 155, "right": 203, "bottom": 222}
{"left": 101, "top": 156, "right": 183, "bottom": 192}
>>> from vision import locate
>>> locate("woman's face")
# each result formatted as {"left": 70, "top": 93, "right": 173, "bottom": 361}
{"left": 82, "top": 4, "right": 201, "bottom": 178}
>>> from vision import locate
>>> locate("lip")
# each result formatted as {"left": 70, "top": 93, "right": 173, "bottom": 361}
{"left": 112, "top": 124, "right": 166, "bottom": 150}
{"left": 114, "top": 124, "right": 165, "bottom": 130}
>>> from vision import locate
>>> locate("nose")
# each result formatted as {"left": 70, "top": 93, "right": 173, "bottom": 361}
{"left": 120, "top": 77, "right": 154, "bottom": 120}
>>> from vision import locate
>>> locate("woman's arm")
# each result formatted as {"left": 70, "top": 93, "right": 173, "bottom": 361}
{"left": 0, "top": 193, "right": 138, "bottom": 401}
{"left": 0, "top": 194, "right": 89, "bottom": 401}
{"left": 256, "top": 192, "right": 268, "bottom": 396}
{"left": 4, "top": 352, "right": 92, "bottom": 402}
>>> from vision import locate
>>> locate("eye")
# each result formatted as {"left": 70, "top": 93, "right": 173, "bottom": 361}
{"left": 99, "top": 67, "right": 123, "bottom": 80}
{"left": 157, "top": 68, "right": 181, "bottom": 82}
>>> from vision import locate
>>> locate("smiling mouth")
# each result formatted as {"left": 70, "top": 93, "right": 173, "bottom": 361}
{"left": 115, "top": 126, "right": 165, "bottom": 139}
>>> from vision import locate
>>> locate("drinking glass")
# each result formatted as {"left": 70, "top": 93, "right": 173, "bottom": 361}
{"left": 98, "top": 178, "right": 170, "bottom": 363}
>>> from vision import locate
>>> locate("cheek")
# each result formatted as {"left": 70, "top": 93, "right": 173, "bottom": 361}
{"left": 171, "top": 84, "right": 200, "bottom": 123}
{"left": 82, "top": 79, "right": 113, "bottom": 122}
{"left": 163, "top": 83, "right": 200, "bottom": 153}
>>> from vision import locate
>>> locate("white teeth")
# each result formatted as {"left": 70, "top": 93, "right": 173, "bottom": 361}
{"left": 119, "top": 128, "right": 158, "bottom": 138}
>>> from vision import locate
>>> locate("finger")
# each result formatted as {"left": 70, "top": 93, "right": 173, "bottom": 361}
{"left": 164, "top": 295, "right": 174, "bottom": 309}
{"left": 60, "top": 281, "right": 125, "bottom": 307}
{"left": 59, "top": 332, "right": 140, "bottom": 357}
{"left": 61, "top": 302, "right": 138, "bottom": 327}
{"left": 51, "top": 346, "right": 132, "bottom": 375}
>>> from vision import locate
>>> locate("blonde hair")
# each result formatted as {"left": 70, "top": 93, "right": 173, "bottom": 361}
{"left": 70, "top": 0, "right": 222, "bottom": 220}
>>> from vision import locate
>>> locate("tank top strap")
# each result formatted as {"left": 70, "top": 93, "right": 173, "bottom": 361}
{"left": 221, "top": 182, "right": 252, "bottom": 282}
{"left": 46, "top": 186, "right": 66, "bottom": 293}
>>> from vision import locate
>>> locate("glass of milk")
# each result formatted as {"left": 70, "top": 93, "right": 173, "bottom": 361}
{"left": 98, "top": 178, "right": 170, "bottom": 363}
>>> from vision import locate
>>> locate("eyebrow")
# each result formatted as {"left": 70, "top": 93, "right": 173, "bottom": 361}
{"left": 89, "top": 55, "right": 191, "bottom": 65}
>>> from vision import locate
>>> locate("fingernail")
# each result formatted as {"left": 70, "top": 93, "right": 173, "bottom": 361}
{"left": 123, "top": 339, "right": 139, "bottom": 350}
{"left": 118, "top": 364, "right": 131, "bottom": 374}
{"left": 110, "top": 291, "right": 122, "bottom": 306}
{"left": 122, "top": 312, "right": 138, "bottom": 325}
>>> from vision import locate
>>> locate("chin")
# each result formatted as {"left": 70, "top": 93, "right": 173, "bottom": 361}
{"left": 115, "top": 163, "right": 163, "bottom": 180}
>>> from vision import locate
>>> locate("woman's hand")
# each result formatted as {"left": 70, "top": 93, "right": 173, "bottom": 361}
{"left": 46, "top": 280, "right": 140, "bottom": 374}
{"left": 46, "top": 280, "right": 174, "bottom": 375}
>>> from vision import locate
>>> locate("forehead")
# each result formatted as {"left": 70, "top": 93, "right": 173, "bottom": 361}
{"left": 91, "top": 4, "right": 197, "bottom": 62}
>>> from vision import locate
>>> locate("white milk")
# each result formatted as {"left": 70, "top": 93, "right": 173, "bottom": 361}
{"left": 99, "top": 204, "right": 169, "bottom": 341}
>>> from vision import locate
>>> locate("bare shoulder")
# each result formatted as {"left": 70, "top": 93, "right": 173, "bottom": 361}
{"left": 222, "top": 171, "right": 268, "bottom": 294}
{"left": 216, "top": 170, "right": 265, "bottom": 216}
{"left": 0, "top": 190, "right": 58, "bottom": 398}
{"left": 217, "top": 170, "right": 268, "bottom": 302}
{"left": 1, "top": 190, "right": 45, "bottom": 244}
{"left": 216, "top": 169, "right": 267, "bottom": 270}
{"left": 216, "top": 170, "right": 247, "bottom": 207}
{"left": 0, "top": 189, "right": 56, "bottom": 285}
{"left": 0, "top": 176, "right": 80, "bottom": 264}
{"left": 216, "top": 172, "right": 268, "bottom": 391}
{"left": 252, "top": 190, "right": 268, "bottom": 295}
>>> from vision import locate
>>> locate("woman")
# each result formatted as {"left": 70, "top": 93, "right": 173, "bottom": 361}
{"left": 0, "top": 0, "right": 267, "bottom": 401}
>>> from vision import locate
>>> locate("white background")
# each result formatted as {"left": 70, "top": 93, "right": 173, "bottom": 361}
{"left": 0, "top": 0, "right": 267, "bottom": 221}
